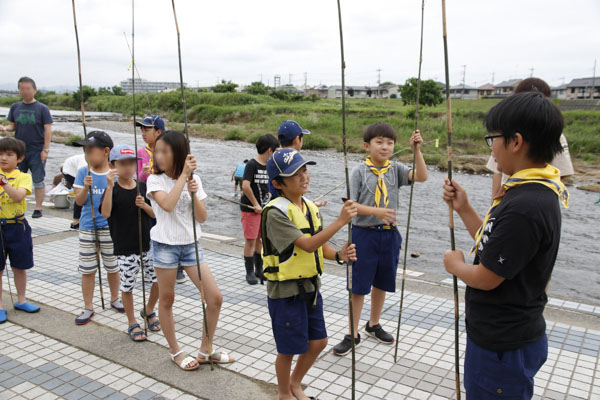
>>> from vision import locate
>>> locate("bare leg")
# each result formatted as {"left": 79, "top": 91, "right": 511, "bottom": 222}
{"left": 184, "top": 263, "right": 230, "bottom": 358}
{"left": 290, "top": 338, "right": 328, "bottom": 400}
{"left": 254, "top": 237, "right": 262, "bottom": 254}
{"left": 369, "top": 287, "right": 387, "bottom": 327}
{"left": 244, "top": 238, "right": 257, "bottom": 258}
{"left": 155, "top": 267, "right": 197, "bottom": 368}
{"left": 145, "top": 283, "right": 161, "bottom": 329}
{"left": 34, "top": 187, "right": 45, "bottom": 211}
{"left": 12, "top": 269, "right": 27, "bottom": 304}
{"left": 350, "top": 293, "right": 365, "bottom": 337}
{"left": 107, "top": 272, "right": 120, "bottom": 302}
{"left": 275, "top": 353, "right": 295, "bottom": 400}
{"left": 81, "top": 272, "right": 96, "bottom": 310}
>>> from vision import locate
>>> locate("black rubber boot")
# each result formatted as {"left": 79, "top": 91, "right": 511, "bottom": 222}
{"left": 245, "top": 256, "right": 258, "bottom": 285}
{"left": 253, "top": 252, "right": 264, "bottom": 285}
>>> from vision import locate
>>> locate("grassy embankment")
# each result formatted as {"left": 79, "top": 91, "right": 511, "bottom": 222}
{"left": 1, "top": 91, "right": 598, "bottom": 172}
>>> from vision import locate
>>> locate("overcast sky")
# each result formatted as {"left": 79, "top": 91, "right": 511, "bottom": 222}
{"left": 1, "top": 0, "right": 599, "bottom": 90}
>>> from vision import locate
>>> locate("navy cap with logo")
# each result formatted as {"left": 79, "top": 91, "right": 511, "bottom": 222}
{"left": 109, "top": 144, "right": 140, "bottom": 162}
{"left": 135, "top": 115, "right": 165, "bottom": 132}
{"left": 267, "top": 148, "right": 316, "bottom": 181}
{"left": 72, "top": 130, "right": 114, "bottom": 149}
{"left": 277, "top": 120, "right": 310, "bottom": 143}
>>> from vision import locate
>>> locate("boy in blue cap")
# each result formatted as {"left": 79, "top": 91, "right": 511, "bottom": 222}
{"left": 73, "top": 131, "right": 123, "bottom": 325}
{"left": 261, "top": 148, "right": 357, "bottom": 400}
{"left": 442, "top": 92, "right": 567, "bottom": 398}
{"left": 100, "top": 144, "right": 160, "bottom": 342}
{"left": 267, "top": 120, "right": 307, "bottom": 200}
{"left": 135, "top": 115, "right": 165, "bottom": 183}
{"left": 0, "top": 137, "right": 40, "bottom": 322}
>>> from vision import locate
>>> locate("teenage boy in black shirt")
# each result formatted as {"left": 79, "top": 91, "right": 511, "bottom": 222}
{"left": 442, "top": 92, "right": 568, "bottom": 399}
{"left": 101, "top": 144, "right": 161, "bottom": 342}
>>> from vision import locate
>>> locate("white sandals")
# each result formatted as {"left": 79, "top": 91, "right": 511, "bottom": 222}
{"left": 170, "top": 350, "right": 199, "bottom": 371}
{"left": 197, "top": 351, "right": 235, "bottom": 364}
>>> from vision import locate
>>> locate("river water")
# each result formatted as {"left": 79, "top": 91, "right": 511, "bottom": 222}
{"left": 3, "top": 108, "right": 598, "bottom": 305}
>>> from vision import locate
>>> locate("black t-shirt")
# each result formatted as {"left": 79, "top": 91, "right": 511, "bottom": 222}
{"left": 240, "top": 159, "right": 270, "bottom": 212}
{"left": 466, "top": 184, "right": 561, "bottom": 351}
{"left": 99, "top": 181, "right": 153, "bottom": 255}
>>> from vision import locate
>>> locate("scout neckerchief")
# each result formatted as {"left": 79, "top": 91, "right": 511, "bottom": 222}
{"left": 144, "top": 145, "right": 154, "bottom": 171}
{"left": 470, "top": 164, "right": 569, "bottom": 255}
{"left": 365, "top": 157, "right": 391, "bottom": 208}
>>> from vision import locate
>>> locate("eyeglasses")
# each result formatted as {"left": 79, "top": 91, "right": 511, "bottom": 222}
{"left": 484, "top": 134, "right": 504, "bottom": 147}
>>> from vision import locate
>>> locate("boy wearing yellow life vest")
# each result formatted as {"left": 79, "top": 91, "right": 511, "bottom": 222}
{"left": 442, "top": 92, "right": 568, "bottom": 398}
{"left": 333, "top": 123, "right": 427, "bottom": 356}
{"left": 262, "top": 148, "right": 357, "bottom": 400}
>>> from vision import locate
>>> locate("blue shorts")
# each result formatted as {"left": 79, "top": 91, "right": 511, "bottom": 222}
{"left": 465, "top": 334, "right": 548, "bottom": 399}
{"left": 268, "top": 292, "right": 327, "bottom": 355}
{"left": 18, "top": 150, "right": 46, "bottom": 188}
{"left": 350, "top": 225, "right": 402, "bottom": 295}
{"left": 152, "top": 240, "right": 204, "bottom": 269}
{"left": 0, "top": 220, "right": 33, "bottom": 271}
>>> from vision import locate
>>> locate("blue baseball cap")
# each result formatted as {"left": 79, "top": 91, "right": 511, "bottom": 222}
{"left": 267, "top": 148, "right": 316, "bottom": 181}
{"left": 277, "top": 120, "right": 310, "bottom": 142}
{"left": 136, "top": 115, "right": 165, "bottom": 132}
{"left": 109, "top": 144, "right": 140, "bottom": 162}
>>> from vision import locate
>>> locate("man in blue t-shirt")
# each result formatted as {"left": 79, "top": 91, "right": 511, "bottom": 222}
{"left": 0, "top": 77, "right": 53, "bottom": 218}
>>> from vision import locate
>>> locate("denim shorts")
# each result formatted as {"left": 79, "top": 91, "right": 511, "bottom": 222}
{"left": 151, "top": 240, "right": 204, "bottom": 269}
{"left": 0, "top": 220, "right": 33, "bottom": 271}
{"left": 18, "top": 151, "right": 46, "bottom": 188}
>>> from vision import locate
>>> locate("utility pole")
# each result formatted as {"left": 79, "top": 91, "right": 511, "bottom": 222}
{"left": 529, "top": 67, "right": 534, "bottom": 77}
{"left": 260, "top": 73, "right": 263, "bottom": 83}
{"left": 461, "top": 65, "right": 466, "bottom": 99}
{"left": 376, "top": 69, "right": 382, "bottom": 86}
{"left": 288, "top": 73, "right": 292, "bottom": 85}
{"left": 491, "top": 72, "right": 495, "bottom": 85}
{"left": 274, "top": 75, "right": 281, "bottom": 90}
{"left": 590, "top": 59, "right": 597, "bottom": 99}
{"left": 304, "top": 72, "right": 308, "bottom": 88}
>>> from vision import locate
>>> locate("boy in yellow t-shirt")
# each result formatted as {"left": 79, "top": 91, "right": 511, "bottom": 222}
{"left": 0, "top": 137, "right": 40, "bottom": 323}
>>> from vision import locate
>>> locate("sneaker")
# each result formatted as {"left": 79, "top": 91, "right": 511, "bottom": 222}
{"left": 32, "top": 210, "right": 43, "bottom": 218}
{"left": 176, "top": 268, "right": 186, "bottom": 284}
{"left": 365, "top": 322, "right": 394, "bottom": 344}
{"left": 332, "top": 334, "right": 361, "bottom": 356}
{"left": 111, "top": 299, "right": 125, "bottom": 313}
{"left": 75, "top": 309, "right": 95, "bottom": 325}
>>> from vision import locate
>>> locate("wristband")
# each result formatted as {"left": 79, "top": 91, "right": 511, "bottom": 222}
{"left": 335, "top": 251, "right": 344, "bottom": 265}
{"left": 0, "top": 176, "right": 7, "bottom": 186}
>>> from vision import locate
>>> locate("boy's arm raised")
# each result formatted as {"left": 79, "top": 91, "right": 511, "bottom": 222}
{"left": 100, "top": 169, "right": 117, "bottom": 219}
{"left": 294, "top": 200, "right": 357, "bottom": 254}
{"left": 0, "top": 178, "right": 27, "bottom": 203}
{"left": 442, "top": 178, "right": 482, "bottom": 239}
{"left": 408, "top": 129, "right": 428, "bottom": 183}
{"left": 74, "top": 175, "right": 93, "bottom": 206}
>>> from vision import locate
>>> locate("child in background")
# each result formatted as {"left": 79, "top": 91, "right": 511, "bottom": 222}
{"left": 73, "top": 131, "right": 123, "bottom": 325}
{"left": 62, "top": 153, "right": 87, "bottom": 229}
{"left": 231, "top": 159, "right": 248, "bottom": 196}
{"left": 146, "top": 131, "right": 234, "bottom": 370}
{"left": 333, "top": 123, "right": 427, "bottom": 356}
{"left": 240, "top": 134, "right": 279, "bottom": 285}
{"left": 136, "top": 115, "right": 165, "bottom": 183}
{"left": 0, "top": 137, "right": 40, "bottom": 323}
{"left": 100, "top": 144, "right": 160, "bottom": 342}
{"left": 262, "top": 148, "right": 357, "bottom": 400}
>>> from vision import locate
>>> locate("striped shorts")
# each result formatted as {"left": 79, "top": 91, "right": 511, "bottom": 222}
{"left": 78, "top": 227, "right": 118, "bottom": 275}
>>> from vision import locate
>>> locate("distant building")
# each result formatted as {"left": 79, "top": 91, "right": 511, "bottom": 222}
{"left": 566, "top": 77, "right": 600, "bottom": 100}
{"left": 325, "top": 84, "right": 398, "bottom": 99}
{"left": 551, "top": 84, "right": 568, "bottom": 99}
{"left": 278, "top": 85, "right": 305, "bottom": 95}
{"left": 477, "top": 83, "right": 494, "bottom": 99}
{"left": 492, "top": 79, "right": 522, "bottom": 97}
{"left": 305, "top": 85, "right": 329, "bottom": 99}
{"left": 0, "top": 90, "right": 19, "bottom": 98}
{"left": 444, "top": 84, "right": 479, "bottom": 99}
{"left": 119, "top": 78, "right": 186, "bottom": 94}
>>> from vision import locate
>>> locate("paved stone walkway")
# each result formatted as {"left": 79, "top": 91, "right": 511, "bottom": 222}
{"left": 0, "top": 211, "right": 599, "bottom": 399}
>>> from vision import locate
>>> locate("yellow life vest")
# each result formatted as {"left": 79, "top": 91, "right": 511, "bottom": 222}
{"left": 261, "top": 196, "right": 324, "bottom": 282}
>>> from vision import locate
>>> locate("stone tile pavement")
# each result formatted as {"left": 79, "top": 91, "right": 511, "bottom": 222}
{"left": 1, "top": 213, "right": 599, "bottom": 399}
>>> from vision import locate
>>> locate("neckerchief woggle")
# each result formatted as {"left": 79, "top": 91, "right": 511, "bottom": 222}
{"left": 470, "top": 164, "right": 569, "bottom": 255}
{"left": 365, "top": 157, "right": 391, "bottom": 208}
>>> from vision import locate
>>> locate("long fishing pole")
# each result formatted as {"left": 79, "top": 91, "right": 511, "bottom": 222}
{"left": 394, "top": 0, "right": 425, "bottom": 363}
{"left": 212, "top": 194, "right": 256, "bottom": 210}
{"left": 123, "top": 32, "right": 153, "bottom": 114}
{"left": 442, "top": 0, "right": 462, "bottom": 397}
{"left": 0, "top": 226, "right": 16, "bottom": 314}
{"left": 72, "top": 0, "right": 105, "bottom": 310}
{"left": 336, "top": 1, "right": 355, "bottom": 398}
{"left": 130, "top": 0, "right": 149, "bottom": 337}
{"left": 171, "top": 0, "right": 213, "bottom": 371}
